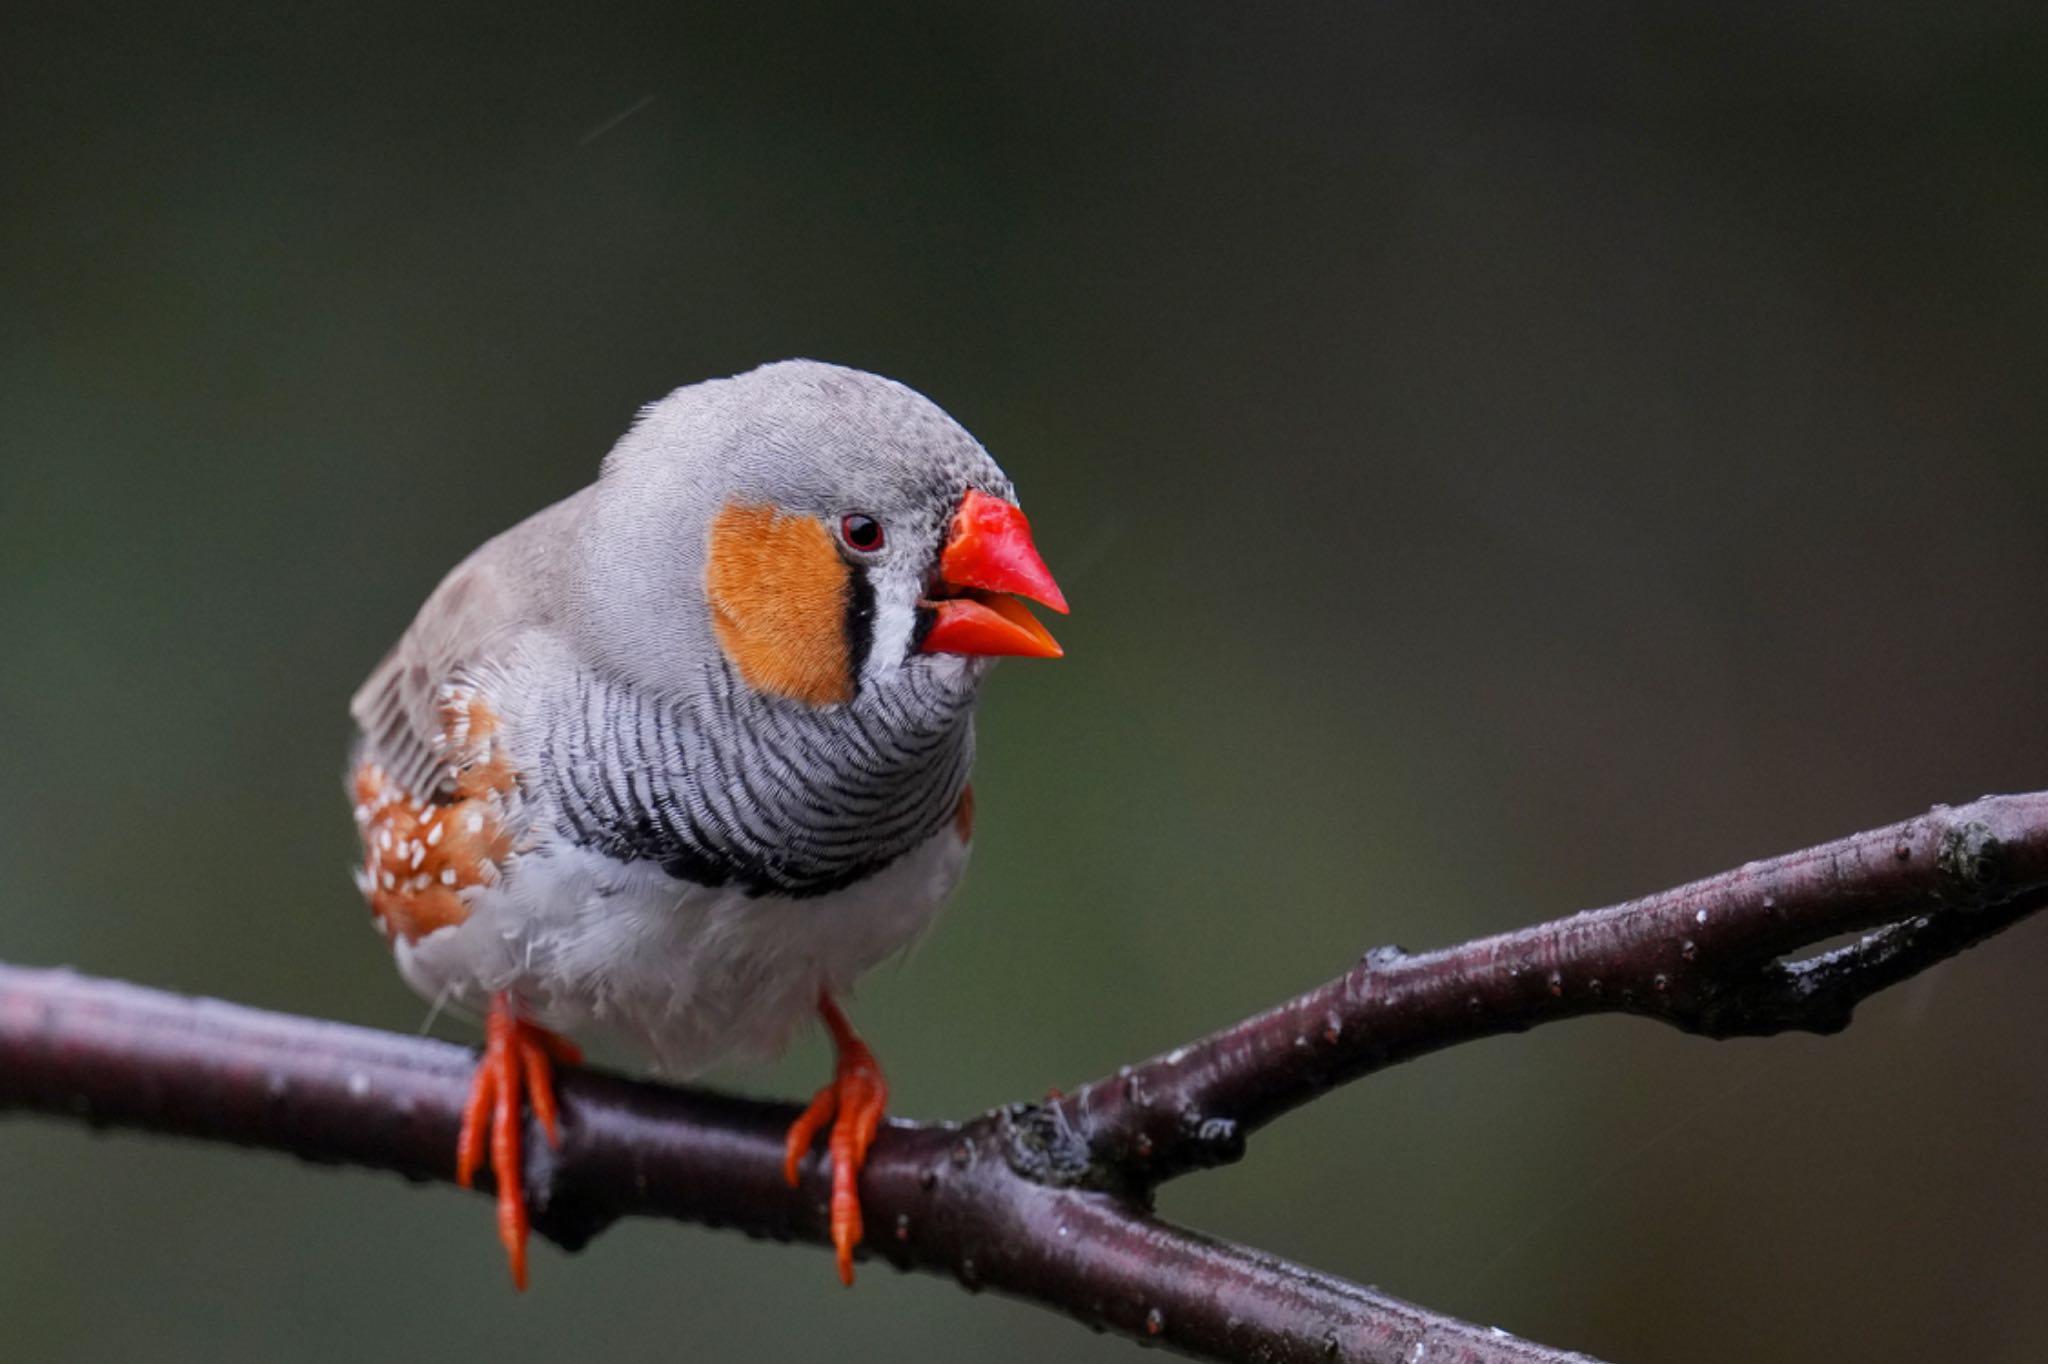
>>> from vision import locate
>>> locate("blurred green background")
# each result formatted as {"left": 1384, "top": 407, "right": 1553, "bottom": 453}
{"left": 4, "top": 4, "right": 2046, "bottom": 1361}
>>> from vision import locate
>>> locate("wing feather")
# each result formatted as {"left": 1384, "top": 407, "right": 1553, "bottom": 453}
{"left": 349, "top": 492, "right": 590, "bottom": 799}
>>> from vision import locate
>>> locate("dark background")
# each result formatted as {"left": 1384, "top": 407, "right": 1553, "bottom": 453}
{"left": 4, "top": 4, "right": 2045, "bottom": 1361}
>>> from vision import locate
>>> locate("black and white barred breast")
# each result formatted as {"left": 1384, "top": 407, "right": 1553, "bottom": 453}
{"left": 536, "top": 659, "right": 975, "bottom": 898}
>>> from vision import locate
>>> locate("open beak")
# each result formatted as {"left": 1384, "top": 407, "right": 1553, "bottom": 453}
{"left": 919, "top": 489, "right": 1067, "bottom": 659}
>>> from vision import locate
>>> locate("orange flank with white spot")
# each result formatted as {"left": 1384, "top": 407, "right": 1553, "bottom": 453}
{"left": 350, "top": 688, "right": 518, "bottom": 944}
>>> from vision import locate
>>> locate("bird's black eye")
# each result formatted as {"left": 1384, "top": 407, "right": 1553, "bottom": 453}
{"left": 839, "top": 514, "right": 885, "bottom": 553}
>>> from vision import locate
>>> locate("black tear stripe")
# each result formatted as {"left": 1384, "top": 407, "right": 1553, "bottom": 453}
{"left": 546, "top": 659, "right": 976, "bottom": 900}
{"left": 843, "top": 563, "right": 876, "bottom": 692}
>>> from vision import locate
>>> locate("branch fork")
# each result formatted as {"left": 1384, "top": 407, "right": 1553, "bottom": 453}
{"left": 4, "top": 793, "right": 2044, "bottom": 1363}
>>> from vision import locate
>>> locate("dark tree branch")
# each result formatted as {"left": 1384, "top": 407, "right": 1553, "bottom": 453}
{"left": 1050, "top": 793, "right": 2048, "bottom": 1185}
{"left": 0, "top": 965, "right": 1591, "bottom": 1364}
{"left": 3, "top": 792, "right": 2044, "bottom": 1363}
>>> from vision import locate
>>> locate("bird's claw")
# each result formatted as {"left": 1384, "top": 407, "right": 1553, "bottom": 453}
{"left": 455, "top": 994, "right": 581, "bottom": 1291}
{"left": 783, "top": 994, "right": 889, "bottom": 1285}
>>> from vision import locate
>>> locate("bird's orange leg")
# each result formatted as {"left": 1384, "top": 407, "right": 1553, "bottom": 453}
{"left": 782, "top": 991, "right": 889, "bottom": 1285}
{"left": 454, "top": 992, "right": 582, "bottom": 1291}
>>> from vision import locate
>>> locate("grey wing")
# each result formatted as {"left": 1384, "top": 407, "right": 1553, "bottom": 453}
{"left": 349, "top": 491, "right": 590, "bottom": 798}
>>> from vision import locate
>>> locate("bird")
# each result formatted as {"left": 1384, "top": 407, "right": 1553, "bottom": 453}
{"left": 345, "top": 360, "right": 1066, "bottom": 1289}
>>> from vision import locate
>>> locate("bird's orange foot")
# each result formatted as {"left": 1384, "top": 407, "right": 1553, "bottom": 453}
{"left": 782, "top": 993, "right": 889, "bottom": 1285}
{"left": 454, "top": 993, "right": 582, "bottom": 1291}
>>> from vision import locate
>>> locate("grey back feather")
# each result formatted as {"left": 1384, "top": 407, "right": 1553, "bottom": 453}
{"left": 349, "top": 492, "right": 589, "bottom": 797}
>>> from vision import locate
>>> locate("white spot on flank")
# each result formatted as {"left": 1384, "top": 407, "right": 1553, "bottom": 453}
{"left": 426, "top": 823, "right": 444, "bottom": 847}
{"left": 441, "top": 868, "right": 457, "bottom": 886}
{"left": 409, "top": 844, "right": 425, "bottom": 869}
{"left": 465, "top": 811, "right": 485, "bottom": 834}
{"left": 380, "top": 871, "right": 396, "bottom": 891}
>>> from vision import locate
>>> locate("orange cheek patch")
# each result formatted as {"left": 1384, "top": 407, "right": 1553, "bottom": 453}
{"left": 705, "top": 502, "right": 855, "bottom": 706}
{"left": 952, "top": 783, "right": 975, "bottom": 842}
{"left": 351, "top": 689, "right": 519, "bottom": 944}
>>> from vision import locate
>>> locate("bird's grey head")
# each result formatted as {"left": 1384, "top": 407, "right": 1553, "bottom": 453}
{"left": 567, "top": 360, "right": 1061, "bottom": 709}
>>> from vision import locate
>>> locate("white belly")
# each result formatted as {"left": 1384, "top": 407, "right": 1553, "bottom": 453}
{"left": 393, "top": 825, "right": 970, "bottom": 1075}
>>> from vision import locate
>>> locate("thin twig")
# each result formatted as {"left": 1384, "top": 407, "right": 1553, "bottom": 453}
{"left": 3, "top": 792, "right": 2043, "bottom": 1362}
{"left": 1051, "top": 792, "right": 2048, "bottom": 1185}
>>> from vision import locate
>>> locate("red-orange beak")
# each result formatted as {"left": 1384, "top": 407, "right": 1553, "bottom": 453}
{"left": 919, "top": 489, "right": 1067, "bottom": 659}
